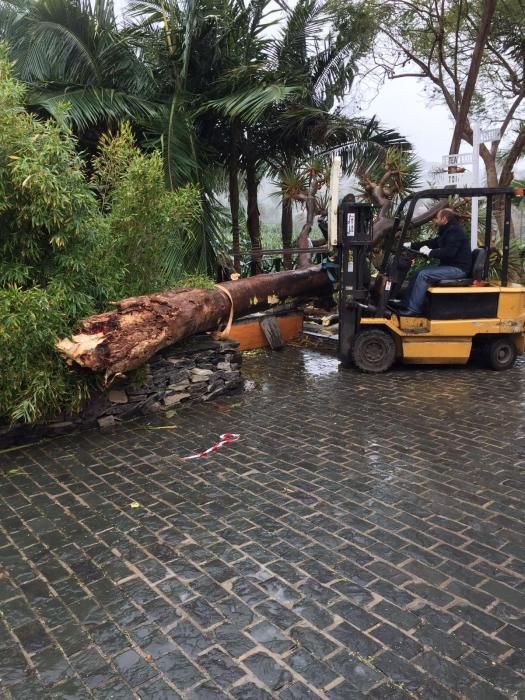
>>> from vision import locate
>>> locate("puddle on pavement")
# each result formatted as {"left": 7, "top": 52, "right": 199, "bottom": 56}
{"left": 242, "top": 348, "right": 340, "bottom": 402}
{"left": 300, "top": 348, "right": 340, "bottom": 377}
{"left": 241, "top": 346, "right": 339, "bottom": 397}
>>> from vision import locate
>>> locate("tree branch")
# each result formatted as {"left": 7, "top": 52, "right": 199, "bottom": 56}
{"left": 483, "top": 40, "right": 520, "bottom": 90}
{"left": 390, "top": 72, "right": 428, "bottom": 79}
{"left": 499, "top": 128, "right": 525, "bottom": 186}
{"left": 449, "top": 0, "right": 497, "bottom": 155}
{"left": 499, "top": 87, "right": 525, "bottom": 140}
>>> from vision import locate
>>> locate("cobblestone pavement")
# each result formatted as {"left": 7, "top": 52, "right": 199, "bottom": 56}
{"left": 1, "top": 346, "right": 525, "bottom": 700}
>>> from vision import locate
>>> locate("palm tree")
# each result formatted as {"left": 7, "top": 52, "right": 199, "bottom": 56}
{"left": 0, "top": 0, "right": 281, "bottom": 274}
{"left": 210, "top": 0, "right": 413, "bottom": 268}
{"left": 2, "top": 0, "right": 414, "bottom": 279}
{"left": 0, "top": 0, "right": 161, "bottom": 144}
{"left": 266, "top": 0, "right": 400, "bottom": 258}
{"left": 179, "top": 0, "right": 292, "bottom": 273}
{"left": 126, "top": 0, "right": 277, "bottom": 273}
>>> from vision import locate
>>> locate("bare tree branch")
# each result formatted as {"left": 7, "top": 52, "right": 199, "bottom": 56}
{"left": 499, "top": 128, "right": 525, "bottom": 186}
{"left": 449, "top": 0, "right": 497, "bottom": 154}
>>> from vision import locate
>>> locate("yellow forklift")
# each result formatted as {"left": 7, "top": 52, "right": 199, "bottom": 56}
{"left": 334, "top": 187, "right": 525, "bottom": 372}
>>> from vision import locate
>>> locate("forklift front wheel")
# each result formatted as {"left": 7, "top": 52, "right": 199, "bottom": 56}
{"left": 484, "top": 337, "right": 517, "bottom": 371}
{"left": 352, "top": 329, "right": 396, "bottom": 373}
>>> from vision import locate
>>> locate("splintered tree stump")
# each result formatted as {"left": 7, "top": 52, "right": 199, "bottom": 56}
{"left": 57, "top": 267, "right": 331, "bottom": 376}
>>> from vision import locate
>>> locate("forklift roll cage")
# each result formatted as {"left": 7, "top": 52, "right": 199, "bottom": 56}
{"left": 382, "top": 187, "right": 514, "bottom": 286}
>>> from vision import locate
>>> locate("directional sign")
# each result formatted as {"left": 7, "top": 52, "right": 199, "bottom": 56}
{"left": 442, "top": 153, "right": 473, "bottom": 167}
{"left": 437, "top": 171, "right": 472, "bottom": 187}
{"left": 480, "top": 128, "right": 501, "bottom": 143}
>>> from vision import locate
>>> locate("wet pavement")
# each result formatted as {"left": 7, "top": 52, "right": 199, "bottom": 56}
{"left": 1, "top": 344, "right": 525, "bottom": 699}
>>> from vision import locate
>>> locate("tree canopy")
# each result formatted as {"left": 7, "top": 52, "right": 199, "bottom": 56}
{"left": 374, "top": 0, "right": 525, "bottom": 190}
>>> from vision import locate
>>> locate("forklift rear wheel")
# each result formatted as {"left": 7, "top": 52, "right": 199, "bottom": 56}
{"left": 352, "top": 329, "right": 396, "bottom": 373}
{"left": 485, "top": 337, "right": 517, "bottom": 371}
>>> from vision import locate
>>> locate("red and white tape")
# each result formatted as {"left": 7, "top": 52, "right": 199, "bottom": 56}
{"left": 183, "top": 433, "right": 240, "bottom": 460}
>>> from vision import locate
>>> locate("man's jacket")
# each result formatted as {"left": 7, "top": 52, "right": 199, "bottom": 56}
{"left": 415, "top": 221, "right": 471, "bottom": 274}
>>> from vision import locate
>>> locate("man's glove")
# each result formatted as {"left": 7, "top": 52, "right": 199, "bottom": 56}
{"left": 419, "top": 246, "right": 432, "bottom": 256}
{"left": 403, "top": 242, "right": 413, "bottom": 249}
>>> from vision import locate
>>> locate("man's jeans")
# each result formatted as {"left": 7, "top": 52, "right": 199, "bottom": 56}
{"left": 405, "top": 265, "right": 466, "bottom": 313}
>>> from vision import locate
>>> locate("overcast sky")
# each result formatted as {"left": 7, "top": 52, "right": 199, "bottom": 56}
{"left": 363, "top": 78, "right": 454, "bottom": 164}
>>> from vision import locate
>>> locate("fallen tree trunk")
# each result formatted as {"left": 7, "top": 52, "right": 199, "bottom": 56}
{"left": 57, "top": 267, "right": 331, "bottom": 376}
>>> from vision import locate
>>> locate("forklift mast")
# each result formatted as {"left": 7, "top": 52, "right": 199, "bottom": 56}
{"left": 337, "top": 200, "right": 374, "bottom": 363}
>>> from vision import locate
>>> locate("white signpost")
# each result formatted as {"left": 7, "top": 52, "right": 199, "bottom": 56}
{"left": 442, "top": 122, "right": 501, "bottom": 249}
{"left": 329, "top": 155, "right": 341, "bottom": 247}
{"left": 471, "top": 124, "right": 501, "bottom": 249}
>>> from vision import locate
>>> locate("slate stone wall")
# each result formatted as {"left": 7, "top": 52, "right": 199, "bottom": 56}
{"left": 0, "top": 336, "right": 242, "bottom": 448}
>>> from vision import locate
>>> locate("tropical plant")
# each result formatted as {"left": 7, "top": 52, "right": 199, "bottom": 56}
{"left": 0, "top": 0, "right": 161, "bottom": 139}
{"left": 1, "top": 0, "right": 416, "bottom": 277}
{"left": 0, "top": 57, "right": 204, "bottom": 424}
{"left": 0, "top": 0, "right": 226, "bottom": 273}
{"left": 488, "top": 238, "right": 525, "bottom": 282}
{"left": 91, "top": 123, "right": 204, "bottom": 294}
{"left": 208, "top": 0, "right": 414, "bottom": 268}
{"left": 0, "top": 50, "right": 101, "bottom": 423}
{"left": 125, "top": 0, "right": 261, "bottom": 272}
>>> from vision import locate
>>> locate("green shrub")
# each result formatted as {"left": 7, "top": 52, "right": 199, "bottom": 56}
{"left": 91, "top": 123, "right": 203, "bottom": 297}
{"left": 0, "top": 53, "right": 204, "bottom": 425}
{"left": 488, "top": 238, "right": 525, "bottom": 283}
{"left": 0, "top": 287, "right": 92, "bottom": 424}
{"left": 0, "top": 50, "right": 101, "bottom": 423}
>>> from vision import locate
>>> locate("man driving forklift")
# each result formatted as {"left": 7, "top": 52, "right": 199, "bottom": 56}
{"left": 398, "top": 208, "right": 471, "bottom": 315}
{"left": 333, "top": 185, "right": 525, "bottom": 372}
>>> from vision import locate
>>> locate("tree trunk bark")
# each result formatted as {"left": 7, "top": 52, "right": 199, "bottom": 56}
{"left": 229, "top": 169, "right": 241, "bottom": 273}
{"left": 57, "top": 268, "right": 331, "bottom": 376}
{"left": 246, "top": 158, "right": 262, "bottom": 275}
{"left": 449, "top": 0, "right": 497, "bottom": 155}
{"left": 281, "top": 197, "right": 293, "bottom": 270}
{"left": 296, "top": 176, "right": 320, "bottom": 268}
{"left": 481, "top": 147, "right": 506, "bottom": 237}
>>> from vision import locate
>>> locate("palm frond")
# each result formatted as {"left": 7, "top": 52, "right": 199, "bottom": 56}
{"left": 30, "top": 86, "right": 165, "bottom": 131}
{"left": 163, "top": 95, "right": 199, "bottom": 189}
{"left": 311, "top": 43, "right": 354, "bottom": 102}
{"left": 209, "top": 84, "right": 304, "bottom": 123}
{"left": 181, "top": 0, "right": 199, "bottom": 86}
{"left": 126, "top": 0, "right": 167, "bottom": 24}
{"left": 24, "top": 20, "right": 99, "bottom": 83}
{"left": 273, "top": 0, "right": 326, "bottom": 71}
{"left": 317, "top": 115, "right": 411, "bottom": 169}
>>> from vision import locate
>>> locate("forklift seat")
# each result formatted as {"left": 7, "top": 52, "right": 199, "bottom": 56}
{"left": 435, "top": 248, "right": 487, "bottom": 286}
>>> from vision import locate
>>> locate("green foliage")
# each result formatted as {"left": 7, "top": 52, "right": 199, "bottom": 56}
{"left": 91, "top": 124, "right": 203, "bottom": 296}
{"left": 0, "top": 0, "right": 161, "bottom": 131}
{"left": 175, "top": 274, "right": 215, "bottom": 289}
{"left": 0, "top": 54, "right": 98, "bottom": 303}
{"left": 488, "top": 239, "right": 525, "bottom": 283}
{"left": 0, "top": 53, "right": 101, "bottom": 423}
{"left": 0, "top": 58, "right": 204, "bottom": 425}
{"left": 0, "top": 287, "right": 92, "bottom": 424}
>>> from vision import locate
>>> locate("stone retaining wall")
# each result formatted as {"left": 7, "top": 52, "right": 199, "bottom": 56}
{"left": 0, "top": 336, "right": 242, "bottom": 449}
